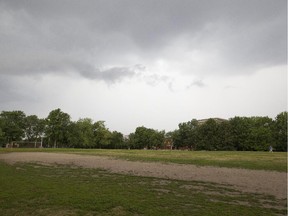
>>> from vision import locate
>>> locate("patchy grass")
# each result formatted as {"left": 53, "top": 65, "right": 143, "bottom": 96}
{"left": 0, "top": 162, "right": 286, "bottom": 216}
{"left": 0, "top": 148, "right": 286, "bottom": 172}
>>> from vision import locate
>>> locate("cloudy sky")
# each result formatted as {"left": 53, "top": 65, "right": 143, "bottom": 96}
{"left": 0, "top": 0, "right": 286, "bottom": 134}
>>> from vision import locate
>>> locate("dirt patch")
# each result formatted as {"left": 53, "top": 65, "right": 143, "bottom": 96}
{"left": 0, "top": 152, "right": 286, "bottom": 199}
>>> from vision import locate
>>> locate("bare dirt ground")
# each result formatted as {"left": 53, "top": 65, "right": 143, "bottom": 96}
{"left": 0, "top": 152, "right": 286, "bottom": 199}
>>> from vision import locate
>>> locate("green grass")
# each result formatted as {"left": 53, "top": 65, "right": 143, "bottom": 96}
{"left": 0, "top": 148, "right": 287, "bottom": 172}
{"left": 0, "top": 162, "right": 286, "bottom": 216}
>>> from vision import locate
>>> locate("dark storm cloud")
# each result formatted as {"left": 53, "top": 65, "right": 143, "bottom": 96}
{"left": 78, "top": 66, "right": 136, "bottom": 83}
{"left": 0, "top": 0, "right": 286, "bottom": 80}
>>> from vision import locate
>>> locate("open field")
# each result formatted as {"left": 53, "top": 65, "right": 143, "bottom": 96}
{"left": 0, "top": 148, "right": 286, "bottom": 172}
{"left": 0, "top": 149, "right": 287, "bottom": 215}
{"left": 0, "top": 161, "right": 287, "bottom": 216}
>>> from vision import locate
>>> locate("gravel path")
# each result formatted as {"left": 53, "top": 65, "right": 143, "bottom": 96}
{"left": 0, "top": 152, "right": 286, "bottom": 199}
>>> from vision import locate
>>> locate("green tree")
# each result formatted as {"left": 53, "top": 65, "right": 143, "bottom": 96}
{"left": 127, "top": 133, "right": 135, "bottom": 149}
{"left": 0, "top": 110, "right": 26, "bottom": 143}
{"left": 0, "top": 118, "right": 5, "bottom": 147}
{"left": 46, "top": 108, "right": 71, "bottom": 148}
{"left": 176, "top": 119, "right": 199, "bottom": 150}
{"left": 132, "top": 126, "right": 149, "bottom": 149}
{"left": 217, "top": 121, "right": 234, "bottom": 150}
{"left": 248, "top": 117, "right": 273, "bottom": 151}
{"left": 66, "top": 122, "right": 81, "bottom": 148}
{"left": 273, "top": 112, "right": 287, "bottom": 151}
{"left": 131, "top": 126, "right": 164, "bottom": 149}
{"left": 150, "top": 130, "right": 165, "bottom": 149}
{"left": 93, "top": 121, "right": 111, "bottom": 148}
{"left": 229, "top": 117, "right": 252, "bottom": 151}
{"left": 24, "top": 115, "right": 45, "bottom": 143}
{"left": 197, "top": 119, "right": 221, "bottom": 150}
{"left": 78, "top": 118, "right": 94, "bottom": 148}
{"left": 110, "top": 131, "right": 124, "bottom": 149}
{"left": 67, "top": 118, "right": 94, "bottom": 148}
{"left": 168, "top": 129, "right": 180, "bottom": 149}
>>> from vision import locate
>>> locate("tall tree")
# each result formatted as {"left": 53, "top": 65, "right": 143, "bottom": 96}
{"left": 66, "top": 122, "right": 81, "bottom": 148}
{"left": 229, "top": 117, "right": 252, "bottom": 151}
{"left": 197, "top": 119, "right": 221, "bottom": 150}
{"left": 130, "top": 126, "right": 165, "bottom": 149}
{"left": 24, "top": 115, "right": 45, "bottom": 142}
{"left": 67, "top": 118, "right": 95, "bottom": 148}
{"left": 273, "top": 112, "right": 287, "bottom": 151}
{"left": 248, "top": 117, "right": 273, "bottom": 151}
{"left": 176, "top": 119, "right": 199, "bottom": 149}
{"left": 0, "top": 118, "right": 5, "bottom": 146}
{"left": 217, "top": 121, "right": 234, "bottom": 150}
{"left": 0, "top": 111, "right": 26, "bottom": 143}
{"left": 46, "top": 108, "right": 71, "bottom": 148}
{"left": 77, "top": 118, "right": 94, "bottom": 148}
{"left": 93, "top": 121, "right": 111, "bottom": 148}
{"left": 110, "top": 131, "right": 124, "bottom": 149}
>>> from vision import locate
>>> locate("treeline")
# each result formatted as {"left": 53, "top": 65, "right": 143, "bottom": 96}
{"left": 0, "top": 108, "right": 287, "bottom": 151}
{"left": 170, "top": 114, "right": 287, "bottom": 151}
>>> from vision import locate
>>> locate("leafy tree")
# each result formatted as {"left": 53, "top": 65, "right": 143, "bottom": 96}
{"left": 0, "top": 111, "right": 26, "bottom": 143}
{"left": 133, "top": 126, "right": 150, "bottom": 149}
{"left": 248, "top": 117, "right": 273, "bottom": 151}
{"left": 66, "top": 122, "right": 81, "bottom": 148}
{"left": 196, "top": 119, "right": 221, "bottom": 150}
{"left": 168, "top": 129, "right": 180, "bottom": 149}
{"left": 110, "top": 131, "right": 124, "bottom": 149}
{"left": 77, "top": 118, "right": 94, "bottom": 148}
{"left": 129, "top": 126, "right": 165, "bottom": 149}
{"left": 24, "top": 115, "right": 45, "bottom": 143}
{"left": 0, "top": 118, "right": 5, "bottom": 147}
{"left": 176, "top": 119, "right": 199, "bottom": 149}
{"left": 217, "top": 121, "right": 234, "bottom": 150}
{"left": 67, "top": 118, "right": 94, "bottom": 148}
{"left": 229, "top": 117, "right": 252, "bottom": 151}
{"left": 150, "top": 130, "right": 165, "bottom": 149}
{"left": 46, "top": 108, "right": 71, "bottom": 148}
{"left": 127, "top": 132, "right": 135, "bottom": 149}
{"left": 93, "top": 121, "right": 111, "bottom": 148}
{"left": 0, "top": 109, "right": 287, "bottom": 151}
{"left": 273, "top": 112, "right": 287, "bottom": 151}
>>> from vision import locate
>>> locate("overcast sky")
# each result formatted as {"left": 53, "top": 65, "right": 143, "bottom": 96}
{"left": 0, "top": 0, "right": 287, "bottom": 134}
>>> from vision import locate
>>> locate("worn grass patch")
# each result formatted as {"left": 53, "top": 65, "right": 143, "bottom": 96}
{"left": 0, "top": 161, "right": 286, "bottom": 216}
{"left": 0, "top": 148, "right": 286, "bottom": 172}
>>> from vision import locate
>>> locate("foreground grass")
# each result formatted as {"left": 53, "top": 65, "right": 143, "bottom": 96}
{"left": 0, "top": 148, "right": 287, "bottom": 172}
{"left": 0, "top": 162, "right": 286, "bottom": 216}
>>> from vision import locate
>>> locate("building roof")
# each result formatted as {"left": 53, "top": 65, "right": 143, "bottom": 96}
{"left": 197, "top": 118, "right": 227, "bottom": 125}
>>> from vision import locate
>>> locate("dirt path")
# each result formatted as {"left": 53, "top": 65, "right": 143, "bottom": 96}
{"left": 0, "top": 152, "right": 286, "bottom": 199}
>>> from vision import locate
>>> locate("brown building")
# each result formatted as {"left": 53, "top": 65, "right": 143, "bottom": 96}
{"left": 163, "top": 138, "right": 173, "bottom": 150}
{"left": 197, "top": 118, "right": 227, "bottom": 125}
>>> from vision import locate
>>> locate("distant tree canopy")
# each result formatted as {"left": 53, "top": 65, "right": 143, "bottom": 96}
{"left": 0, "top": 109, "right": 286, "bottom": 151}
{"left": 171, "top": 112, "right": 287, "bottom": 152}
{"left": 0, "top": 111, "right": 26, "bottom": 143}
{"left": 128, "top": 126, "right": 165, "bottom": 149}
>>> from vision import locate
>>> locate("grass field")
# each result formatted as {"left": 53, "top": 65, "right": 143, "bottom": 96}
{"left": 0, "top": 148, "right": 287, "bottom": 172}
{"left": 0, "top": 149, "right": 287, "bottom": 215}
{"left": 0, "top": 161, "right": 286, "bottom": 216}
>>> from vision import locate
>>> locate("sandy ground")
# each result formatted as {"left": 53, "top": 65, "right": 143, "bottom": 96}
{"left": 0, "top": 152, "right": 286, "bottom": 199}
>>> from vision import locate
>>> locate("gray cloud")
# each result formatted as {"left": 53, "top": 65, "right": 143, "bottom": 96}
{"left": 0, "top": 0, "right": 286, "bottom": 81}
{"left": 187, "top": 80, "right": 206, "bottom": 89}
{"left": 0, "top": 0, "right": 286, "bottom": 134}
{"left": 79, "top": 66, "right": 136, "bottom": 83}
